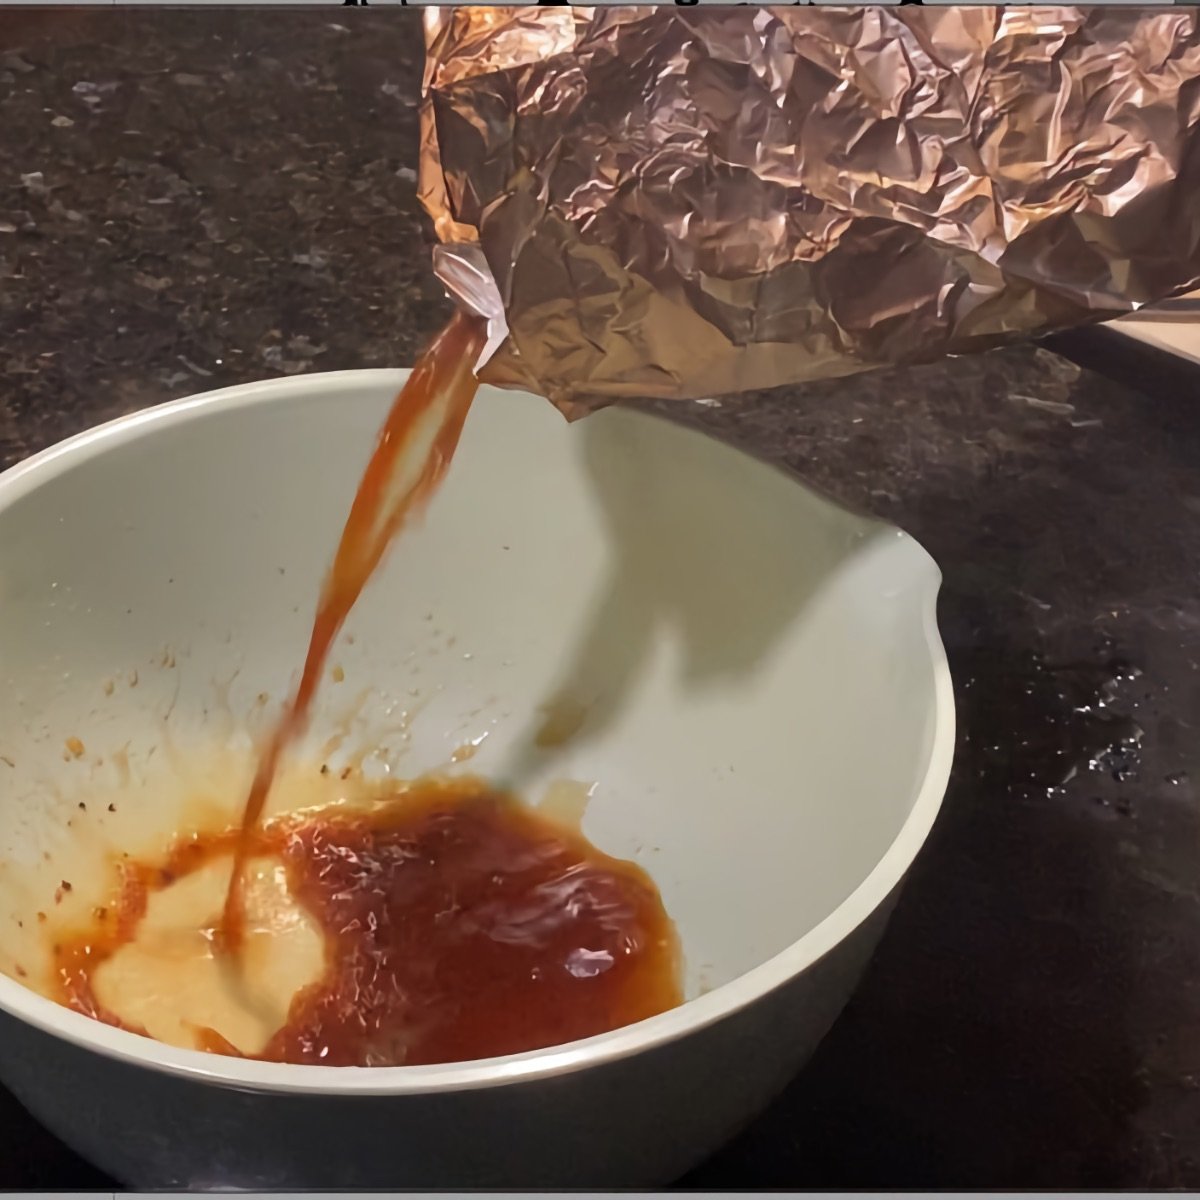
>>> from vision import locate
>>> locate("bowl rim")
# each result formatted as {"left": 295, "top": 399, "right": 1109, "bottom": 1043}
{"left": 0, "top": 368, "right": 955, "bottom": 1096}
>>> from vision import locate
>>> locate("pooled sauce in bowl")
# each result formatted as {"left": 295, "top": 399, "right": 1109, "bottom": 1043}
{"left": 43, "top": 312, "right": 682, "bottom": 1063}
{"left": 53, "top": 777, "right": 680, "bottom": 1065}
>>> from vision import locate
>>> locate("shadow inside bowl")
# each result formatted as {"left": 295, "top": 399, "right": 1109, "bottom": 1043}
{"left": 494, "top": 407, "right": 871, "bottom": 790}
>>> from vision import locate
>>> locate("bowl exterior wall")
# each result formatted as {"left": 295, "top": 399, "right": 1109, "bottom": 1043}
{"left": 0, "top": 901, "right": 893, "bottom": 1187}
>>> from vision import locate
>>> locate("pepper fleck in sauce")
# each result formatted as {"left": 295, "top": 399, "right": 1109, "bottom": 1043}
{"left": 53, "top": 778, "right": 681, "bottom": 1066}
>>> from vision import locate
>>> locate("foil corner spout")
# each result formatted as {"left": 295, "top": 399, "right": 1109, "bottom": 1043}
{"left": 432, "top": 243, "right": 508, "bottom": 376}
{"left": 431, "top": 243, "right": 591, "bottom": 419}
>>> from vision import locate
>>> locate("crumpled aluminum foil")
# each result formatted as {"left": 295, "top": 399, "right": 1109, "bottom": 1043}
{"left": 421, "top": 6, "right": 1200, "bottom": 413}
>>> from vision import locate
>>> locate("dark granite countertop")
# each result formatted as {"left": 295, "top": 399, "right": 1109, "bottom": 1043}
{"left": 2, "top": 10, "right": 1198, "bottom": 1190}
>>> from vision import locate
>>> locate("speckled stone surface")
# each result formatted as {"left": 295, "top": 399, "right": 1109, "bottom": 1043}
{"left": 1, "top": 10, "right": 1199, "bottom": 1191}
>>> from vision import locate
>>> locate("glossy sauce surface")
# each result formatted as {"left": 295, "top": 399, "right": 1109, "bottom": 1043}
{"left": 54, "top": 779, "right": 681, "bottom": 1066}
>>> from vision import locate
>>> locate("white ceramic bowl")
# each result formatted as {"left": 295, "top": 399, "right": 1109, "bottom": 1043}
{"left": 0, "top": 370, "right": 952, "bottom": 1188}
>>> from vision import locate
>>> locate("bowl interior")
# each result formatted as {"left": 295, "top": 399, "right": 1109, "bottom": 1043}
{"left": 0, "top": 372, "right": 944, "bottom": 1018}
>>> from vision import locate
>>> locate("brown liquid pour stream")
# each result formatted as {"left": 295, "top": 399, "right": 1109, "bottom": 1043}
{"left": 49, "top": 311, "right": 683, "bottom": 1063}
{"left": 221, "top": 311, "right": 487, "bottom": 954}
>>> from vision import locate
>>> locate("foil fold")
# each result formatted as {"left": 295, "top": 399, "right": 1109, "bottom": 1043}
{"left": 421, "top": 6, "right": 1200, "bottom": 411}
